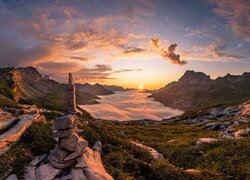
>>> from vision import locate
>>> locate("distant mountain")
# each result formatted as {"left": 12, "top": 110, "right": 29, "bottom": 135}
{"left": 0, "top": 67, "right": 98, "bottom": 110}
{"left": 150, "top": 70, "right": 250, "bottom": 111}
{"left": 103, "top": 85, "right": 127, "bottom": 91}
{"left": 76, "top": 83, "right": 114, "bottom": 95}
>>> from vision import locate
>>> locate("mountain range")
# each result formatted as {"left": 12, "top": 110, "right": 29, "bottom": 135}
{"left": 150, "top": 70, "right": 250, "bottom": 110}
{"left": 0, "top": 67, "right": 101, "bottom": 110}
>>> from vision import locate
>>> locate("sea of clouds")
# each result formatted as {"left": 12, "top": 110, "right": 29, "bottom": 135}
{"left": 81, "top": 91, "right": 183, "bottom": 121}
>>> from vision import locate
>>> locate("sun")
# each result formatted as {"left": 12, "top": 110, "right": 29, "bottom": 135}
{"left": 138, "top": 84, "right": 144, "bottom": 90}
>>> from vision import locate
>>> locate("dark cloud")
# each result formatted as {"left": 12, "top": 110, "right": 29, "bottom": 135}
{"left": 69, "top": 56, "right": 89, "bottom": 61}
{"left": 211, "top": 43, "right": 244, "bottom": 59}
{"left": 123, "top": 48, "right": 146, "bottom": 54}
{"left": 150, "top": 38, "right": 187, "bottom": 65}
{"left": 0, "top": 38, "right": 55, "bottom": 67}
{"left": 114, "top": 68, "right": 143, "bottom": 73}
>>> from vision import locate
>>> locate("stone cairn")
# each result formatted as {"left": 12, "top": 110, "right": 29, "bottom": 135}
{"left": 32, "top": 73, "right": 113, "bottom": 180}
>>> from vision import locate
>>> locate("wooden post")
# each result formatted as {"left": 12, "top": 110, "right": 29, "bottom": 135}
{"left": 67, "top": 73, "right": 77, "bottom": 113}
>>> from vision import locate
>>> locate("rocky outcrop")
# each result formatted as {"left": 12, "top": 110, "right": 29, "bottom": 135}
{"left": 0, "top": 113, "right": 44, "bottom": 154}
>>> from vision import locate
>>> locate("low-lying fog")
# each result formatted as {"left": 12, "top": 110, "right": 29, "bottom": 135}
{"left": 81, "top": 91, "right": 183, "bottom": 121}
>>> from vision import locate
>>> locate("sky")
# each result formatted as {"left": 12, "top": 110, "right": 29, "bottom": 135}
{"left": 0, "top": 0, "right": 250, "bottom": 89}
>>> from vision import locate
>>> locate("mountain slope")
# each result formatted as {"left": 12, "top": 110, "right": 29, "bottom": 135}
{"left": 0, "top": 67, "right": 98, "bottom": 110}
{"left": 103, "top": 85, "right": 127, "bottom": 91}
{"left": 150, "top": 70, "right": 250, "bottom": 111}
{"left": 75, "top": 83, "right": 114, "bottom": 95}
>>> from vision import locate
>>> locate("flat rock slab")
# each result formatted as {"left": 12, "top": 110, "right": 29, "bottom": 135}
{"left": 0, "top": 113, "right": 40, "bottom": 153}
{"left": 54, "top": 115, "right": 75, "bottom": 130}
{"left": 36, "top": 163, "right": 61, "bottom": 180}
{"left": 0, "top": 117, "right": 17, "bottom": 132}
{"left": 29, "top": 154, "right": 47, "bottom": 166}
{"left": 196, "top": 138, "right": 218, "bottom": 147}
{"left": 131, "top": 142, "right": 164, "bottom": 160}
{"left": 24, "top": 166, "right": 36, "bottom": 180}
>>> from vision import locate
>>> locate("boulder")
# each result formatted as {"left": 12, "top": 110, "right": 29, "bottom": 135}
{"left": 54, "top": 114, "right": 75, "bottom": 130}
{"left": 36, "top": 163, "right": 61, "bottom": 180}
{"left": 59, "top": 132, "right": 88, "bottom": 153}
{"left": 52, "top": 129, "right": 74, "bottom": 139}
{"left": 131, "top": 142, "right": 164, "bottom": 160}
{"left": 196, "top": 138, "right": 218, "bottom": 147}
{"left": 82, "top": 146, "right": 113, "bottom": 180}
{"left": 48, "top": 147, "right": 75, "bottom": 169}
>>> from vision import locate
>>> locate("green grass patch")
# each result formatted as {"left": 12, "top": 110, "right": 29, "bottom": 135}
{"left": 0, "top": 121, "right": 55, "bottom": 179}
{"left": 78, "top": 119, "right": 250, "bottom": 179}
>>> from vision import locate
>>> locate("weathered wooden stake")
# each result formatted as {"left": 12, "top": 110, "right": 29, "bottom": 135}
{"left": 67, "top": 73, "right": 77, "bottom": 113}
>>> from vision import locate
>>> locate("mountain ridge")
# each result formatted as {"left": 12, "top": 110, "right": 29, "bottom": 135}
{"left": 150, "top": 70, "right": 250, "bottom": 111}
{"left": 0, "top": 67, "right": 99, "bottom": 110}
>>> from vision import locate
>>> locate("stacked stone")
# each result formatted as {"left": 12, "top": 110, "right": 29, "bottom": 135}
{"left": 48, "top": 114, "right": 88, "bottom": 170}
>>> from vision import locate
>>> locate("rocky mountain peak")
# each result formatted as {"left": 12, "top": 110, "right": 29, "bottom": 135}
{"left": 179, "top": 70, "right": 211, "bottom": 84}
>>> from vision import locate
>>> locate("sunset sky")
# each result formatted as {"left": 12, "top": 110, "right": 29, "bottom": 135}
{"left": 0, "top": 0, "right": 250, "bottom": 89}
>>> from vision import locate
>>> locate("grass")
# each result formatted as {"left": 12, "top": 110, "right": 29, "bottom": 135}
{"left": 0, "top": 115, "right": 249, "bottom": 179}
{"left": 78, "top": 119, "right": 250, "bottom": 179}
{"left": 0, "top": 121, "right": 55, "bottom": 179}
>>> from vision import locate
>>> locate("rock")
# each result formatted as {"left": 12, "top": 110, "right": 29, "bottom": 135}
{"left": 36, "top": 163, "right": 61, "bottom": 180}
{"left": 5, "top": 174, "right": 18, "bottom": 180}
{"left": 234, "top": 128, "right": 250, "bottom": 138}
{"left": 92, "top": 141, "right": 102, "bottom": 152}
{"left": 204, "top": 122, "right": 230, "bottom": 130}
{"left": 75, "top": 154, "right": 87, "bottom": 168}
{"left": 54, "top": 114, "right": 75, "bottom": 130}
{"left": 82, "top": 147, "right": 113, "bottom": 180}
{"left": 24, "top": 166, "right": 36, "bottom": 180}
{"left": 238, "top": 118, "right": 250, "bottom": 123}
{"left": 48, "top": 147, "right": 75, "bottom": 169}
{"left": 219, "top": 131, "right": 234, "bottom": 139}
{"left": 64, "top": 151, "right": 83, "bottom": 161}
{"left": 0, "top": 110, "right": 12, "bottom": 121}
{"left": 52, "top": 129, "right": 74, "bottom": 139}
{"left": 196, "top": 138, "right": 218, "bottom": 147}
{"left": 0, "top": 117, "right": 17, "bottom": 132}
{"left": 184, "top": 169, "right": 201, "bottom": 175}
{"left": 3, "top": 108, "right": 24, "bottom": 116}
{"left": 49, "top": 157, "right": 75, "bottom": 169}
{"left": 241, "top": 103, "right": 250, "bottom": 117}
{"left": 59, "top": 132, "right": 88, "bottom": 153}
{"left": 0, "top": 114, "right": 42, "bottom": 154}
{"left": 131, "top": 142, "right": 164, "bottom": 160}
{"left": 71, "top": 168, "right": 87, "bottom": 180}
{"left": 29, "top": 154, "right": 47, "bottom": 166}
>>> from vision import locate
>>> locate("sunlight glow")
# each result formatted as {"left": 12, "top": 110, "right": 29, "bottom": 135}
{"left": 138, "top": 84, "right": 144, "bottom": 90}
